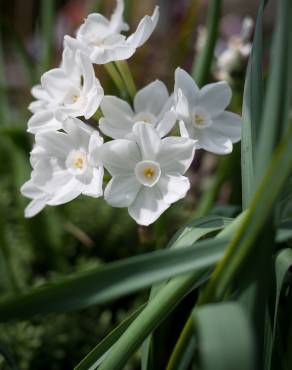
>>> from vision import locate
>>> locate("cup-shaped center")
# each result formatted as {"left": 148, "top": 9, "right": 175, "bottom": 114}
{"left": 135, "top": 160, "right": 161, "bottom": 187}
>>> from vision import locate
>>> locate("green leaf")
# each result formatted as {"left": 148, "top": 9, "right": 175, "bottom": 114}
{"left": 241, "top": 0, "right": 267, "bottom": 208}
{"left": 255, "top": 0, "right": 292, "bottom": 183}
{"left": 192, "top": 302, "right": 255, "bottom": 370}
{"left": 0, "top": 237, "right": 228, "bottom": 322}
{"left": 74, "top": 304, "right": 146, "bottom": 370}
{"left": 199, "top": 121, "right": 292, "bottom": 304}
{"left": 142, "top": 215, "right": 232, "bottom": 370}
{"left": 264, "top": 248, "right": 292, "bottom": 369}
{"left": 192, "top": 0, "right": 222, "bottom": 86}
{"left": 94, "top": 215, "right": 245, "bottom": 370}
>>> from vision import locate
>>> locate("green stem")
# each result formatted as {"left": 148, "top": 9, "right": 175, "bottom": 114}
{"left": 115, "top": 60, "right": 137, "bottom": 99}
{"left": 41, "top": 0, "right": 55, "bottom": 73}
{"left": 192, "top": 0, "right": 222, "bottom": 86}
{"left": 103, "top": 63, "right": 127, "bottom": 97}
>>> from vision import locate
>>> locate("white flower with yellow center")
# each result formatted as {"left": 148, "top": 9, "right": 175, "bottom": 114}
{"left": 99, "top": 80, "right": 176, "bottom": 139}
{"left": 21, "top": 117, "right": 104, "bottom": 217}
{"left": 64, "top": 0, "right": 159, "bottom": 65}
{"left": 101, "top": 122, "right": 195, "bottom": 226}
{"left": 174, "top": 68, "right": 242, "bottom": 154}
{"left": 28, "top": 48, "right": 104, "bottom": 134}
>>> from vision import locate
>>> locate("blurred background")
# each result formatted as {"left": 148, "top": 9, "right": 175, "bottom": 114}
{"left": 0, "top": 0, "right": 274, "bottom": 369}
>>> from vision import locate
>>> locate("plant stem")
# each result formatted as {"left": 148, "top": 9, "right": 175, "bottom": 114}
{"left": 41, "top": 0, "right": 55, "bottom": 73}
{"left": 103, "top": 63, "right": 127, "bottom": 97}
{"left": 192, "top": 0, "right": 222, "bottom": 86}
{"left": 115, "top": 60, "right": 137, "bottom": 100}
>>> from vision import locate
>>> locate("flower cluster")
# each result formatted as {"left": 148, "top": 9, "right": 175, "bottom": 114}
{"left": 21, "top": 0, "right": 242, "bottom": 226}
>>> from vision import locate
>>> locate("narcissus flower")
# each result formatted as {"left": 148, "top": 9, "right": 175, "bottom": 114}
{"left": 28, "top": 48, "right": 103, "bottom": 134}
{"left": 101, "top": 122, "right": 195, "bottom": 226}
{"left": 174, "top": 68, "right": 242, "bottom": 154}
{"left": 64, "top": 0, "right": 159, "bottom": 64}
{"left": 99, "top": 80, "right": 176, "bottom": 139}
{"left": 21, "top": 118, "right": 104, "bottom": 217}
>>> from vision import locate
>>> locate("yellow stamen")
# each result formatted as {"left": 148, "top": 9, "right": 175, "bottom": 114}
{"left": 74, "top": 157, "right": 84, "bottom": 169}
{"left": 72, "top": 95, "right": 79, "bottom": 103}
{"left": 144, "top": 167, "right": 154, "bottom": 178}
{"left": 195, "top": 114, "right": 205, "bottom": 125}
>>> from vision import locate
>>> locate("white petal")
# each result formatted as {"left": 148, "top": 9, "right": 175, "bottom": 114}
{"left": 110, "top": 0, "right": 129, "bottom": 33}
{"left": 35, "top": 131, "right": 74, "bottom": 159}
{"left": 83, "top": 81, "right": 104, "bottom": 119}
{"left": 157, "top": 136, "right": 195, "bottom": 174}
{"left": 126, "top": 6, "right": 159, "bottom": 48}
{"left": 21, "top": 179, "right": 44, "bottom": 199}
{"left": 196, "top": 130, "right": 233, "bottom": 154}
{"left": 27, "top": 111, "right": 63, "bottom": 134}
{"left": 174, "top": 68, "right": 199, "bottom": 105}
{"left": 88, "top": 131, "right": 104, "bottom": 165}
{"left": 41, "top": 68, "right": 73, "bottom": 102}
{"left": 197, "top": 81, "right": 232, "bottom": 116}
{"left": 128, "top": 186, "right": 169, "bottom": 226}
{"left": 24, "top": 196, "right": 48, "bottom": 218}
{"left": 158, "top": 174, "right": 190, "bottom": 204}
{"left": 155, "top": 110, "right": 177, "bottom": 137}
{"left": 101, "top": 139, "right": 140, "bottom": 176}
{"left": 132, "top": 122, "right": 161, "bottom": 161}
{"left": 90, "top": 44, "right": 136, "bottom": 64}
{"left": 104, "top": 175, "right": 140, "bottom": 207}
{"left": 134, "top": 80, "right": 169, "bottom": 116}
{"left": 99, "top": 117, "right": 132, "bottom": 139}
{"left": 209, "top": 111, "right": 242, "bottom": 143}
{"left": 31, "top": 84, "right": 48, "bottom": 101}
{"left": 47, "top": 177, "right": 83, "bottom": 205}
{"left": 101, "top": 95, "right": 134, "bottom": 125}
{"left": 174, "top": 88, "right": 191, "bottom": 124}
{"left": 82, "top": 167, "right": 104, "bottom": 198}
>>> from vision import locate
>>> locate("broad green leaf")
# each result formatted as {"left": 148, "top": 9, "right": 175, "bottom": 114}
{"left": 199, "top": 121, "right": 292, "bottom": 303}
{"left": 255, "top": 0, "right": 292, "bottom": 183}
{"left": 74, "top": 304, "right": 146, "bottom": 370}
{"left": 192, "top": 303, "right": 255, "bottom": 370}
{"left": 142, "top": 215, "right": 232, "bottom": 370}
{"left": 0, "top": 237, "right": 228, "bottom": 322}
{"left": 94, "top": 215, "right": 246, "bottom": 370}
{"left": 241, "top": 0, "right": 267, "bottom": 208}
{"left": 192, "top": 0, "right": 222, "bottom": 86}
{"left": 264, "top": 248, "right": 292, "bottom": 369}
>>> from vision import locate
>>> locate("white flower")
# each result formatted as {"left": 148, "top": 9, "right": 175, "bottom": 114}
{"left": 101, "top": 122, "right": 195, "bottom": 226}
{"left": 28, "top": 48, "right": 104, "bottom": 134}
{"left": 174, "top": 68, "right": 242, "bottom": 154}
{"left": 99, "top": 80, "right": 176, "bottom": 139}
{"left": 21, "top": 117, "right": 104, "bottom": 217}
{"left": 216, "top": 17, "right": 254, "bottom": 81}
{"left": 64, "top": 0, "right": 159, "bottom": 64}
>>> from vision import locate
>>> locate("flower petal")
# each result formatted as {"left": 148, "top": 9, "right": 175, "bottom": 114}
{"left": 27, "top": 111, "right": 63, "bottom": 134}
{"left": 104, "top": 175, "right": 140, "bottom": 207}
{"left": 89, "top": 44, "right": 136, "bottom": 64}
{"left": 174, "top": 88, "right": 191, "bottom": 124}
{"left": 101, "top": 139, "right": 140, "bottom": 176}
{"left": 35, "top": 131, "right": 74, "bottom": 159}
{"left": 126, "top": 6, "right": 159, "bottom": 48}
{"left": 134, "top": 79, "right": 169, "bottom": 116}
{"left": 101, "top": 95, "right": 134, "bottom": 125}
{"left": 157, "top": 136, "right": 195, "bottom": 174}
{"left": 155, "top": 110, "right": 177, "bottom": 137}
{"left": 128, "top": 186, "right": 169, "bottom": 226}
{"left": 174, "top": 67, "right": 199, "bottom": 105}
{"left": 209, "top": 111, "right": 242, "bottom": 143}
{"left": 110, "top": 0, "right": 129, "bottom": 33}
{"left": 24, "top": 196, "right": 48, "bottom": 218}
{"left": 99, "top": 117, "right": 132, "bottom": 139}
{"left": 132, "top": 122, "right": 161, "bottom": 161}
{"left": 82, "top": 167, "right": 104, "bottom": 198}
{"left": 196, "top": 130, "right": 233, "bottom": 154}
{"left": 158, "top": 174, "right": 190, "bottom": 204}
{"left": 47, "top": 176, "right": 83, "bottom": 205}
{"left": 197, "top": 81, "right": 232, "bottom": 116}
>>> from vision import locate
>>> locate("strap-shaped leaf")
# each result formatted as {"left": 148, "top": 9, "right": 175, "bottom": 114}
{"left": 241, "top": 0, "right": 267, "bottom": 208}
{"left": 264, "top": 248, "right": 292, "bottom": 369}
{"left": 192, "top": 302, "right": 255, "bottom": 370}
{"left": 0, "top": 237, "right": 228, "bottom": 322}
